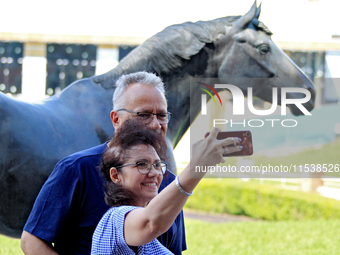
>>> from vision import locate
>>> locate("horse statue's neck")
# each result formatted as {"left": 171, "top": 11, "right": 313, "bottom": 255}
{"left": 91, "top": 15, "right": 237, "bottom": 148}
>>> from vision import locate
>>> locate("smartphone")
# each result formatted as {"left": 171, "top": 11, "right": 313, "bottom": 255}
{"left": 216, "top": 130, "right": 253, "bottom": 157}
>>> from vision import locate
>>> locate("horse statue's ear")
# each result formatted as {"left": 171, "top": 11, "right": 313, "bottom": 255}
{"left": 233, "top": 0, "right": 257, "bottom": 32}
{"left": 255, "top": 2, "right": 261, "bottom": 20}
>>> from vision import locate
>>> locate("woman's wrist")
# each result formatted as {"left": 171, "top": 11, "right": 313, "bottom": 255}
{"left": 175, "top": 176, "right": 193, "bottom": 196}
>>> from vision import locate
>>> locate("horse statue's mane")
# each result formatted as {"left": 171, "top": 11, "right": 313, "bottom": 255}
{"left": 93, "top": 10, "right": 271, "bottom": 89}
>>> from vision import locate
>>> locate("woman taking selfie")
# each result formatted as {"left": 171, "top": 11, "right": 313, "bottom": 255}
{"left": 91, "top": 119, "right": 242, "bottom": 254}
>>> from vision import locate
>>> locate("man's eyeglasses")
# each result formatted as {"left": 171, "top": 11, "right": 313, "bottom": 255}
{"left": 115, "top": 161, "right": 167, "bottom": 175}
{"left": 117, "top": 109, "right": 172, "bottom": 124}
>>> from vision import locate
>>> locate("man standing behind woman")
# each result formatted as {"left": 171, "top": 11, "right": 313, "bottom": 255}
{"left": 91, "top": 106, "right": 242, "bottom": 254}
{"left": 21, "top": 72, "right": 186, "bottom": 254}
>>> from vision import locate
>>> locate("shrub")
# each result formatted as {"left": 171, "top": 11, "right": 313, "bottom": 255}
{"left": 185, "top": 179, "right": 340, "bottom": 220}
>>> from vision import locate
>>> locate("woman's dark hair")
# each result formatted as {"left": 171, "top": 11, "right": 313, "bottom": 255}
{"left": 100, "top": 118, "right": 168, "bottom": 207}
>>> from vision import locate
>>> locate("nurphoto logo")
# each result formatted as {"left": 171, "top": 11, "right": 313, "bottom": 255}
{"left": 199, "top": 83, "right": 312, "bottom": 116}
{"left": 198, "top": 82, "right": 312, "bottom": 128}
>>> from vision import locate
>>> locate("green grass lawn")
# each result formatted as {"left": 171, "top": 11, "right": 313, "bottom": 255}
{"left": 2, "top": 219, "right": 339, "bottom": 255}
{"left": 183, "top": 218, "right": 340, "bottom": 255}
{"left": 0, "top": 235, "right": 22, "bottom": 255}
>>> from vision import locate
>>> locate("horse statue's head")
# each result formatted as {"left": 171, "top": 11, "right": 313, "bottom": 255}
{"left": 214, "top": 2, "right": 315, "bottom": 115}
{"left": 94, "top": 1, "right": 315, "bottom": 144}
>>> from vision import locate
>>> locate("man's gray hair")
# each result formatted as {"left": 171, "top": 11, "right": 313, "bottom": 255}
{"left": 112, "top": 71, "right": 166, "bottom": 110}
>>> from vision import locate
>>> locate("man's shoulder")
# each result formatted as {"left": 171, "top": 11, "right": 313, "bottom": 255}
{"left": 44, "top": 143, "right": 108, "bottom": 189}
{"left": 58, "top": 143, "right": 108, "bottom": 167}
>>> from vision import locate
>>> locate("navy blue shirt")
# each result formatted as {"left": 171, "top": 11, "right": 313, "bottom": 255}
{"left": 24, "top": 143, "right": 186, "bottom": 255}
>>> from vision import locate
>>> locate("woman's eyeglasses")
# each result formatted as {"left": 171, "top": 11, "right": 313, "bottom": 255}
{"left": 115, "top": 161, "right": 167, "bottom": 175}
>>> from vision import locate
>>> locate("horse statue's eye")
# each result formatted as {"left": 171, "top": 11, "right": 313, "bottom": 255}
{"left": 258, "top": 44, "right": 270, "bottom": 55}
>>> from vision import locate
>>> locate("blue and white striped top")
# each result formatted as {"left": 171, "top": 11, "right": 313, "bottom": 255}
{"left": 91, "top": 206, "right": 174, "bottom": 255}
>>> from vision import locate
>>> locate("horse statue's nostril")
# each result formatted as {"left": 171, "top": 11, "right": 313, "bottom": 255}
{"left": 268, "top": 72, "right": 276, "bottom": 78}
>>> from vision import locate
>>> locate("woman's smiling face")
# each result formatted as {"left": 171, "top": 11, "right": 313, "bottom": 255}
{"left": 111, "top": 144, "right": 163, "bottom": 207}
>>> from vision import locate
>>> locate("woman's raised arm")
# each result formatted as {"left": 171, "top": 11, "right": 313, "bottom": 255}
{"left": 123, "top": 127, "right": 242, "bottom": 246}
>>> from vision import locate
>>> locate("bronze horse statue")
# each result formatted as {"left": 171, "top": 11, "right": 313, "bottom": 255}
{"left": 0, "top": 2, "right": 315, "bottom": 237}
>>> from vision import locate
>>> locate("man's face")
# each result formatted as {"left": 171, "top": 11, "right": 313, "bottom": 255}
{"left": 111, "top": 83, "right": 168, "bottom": 140}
